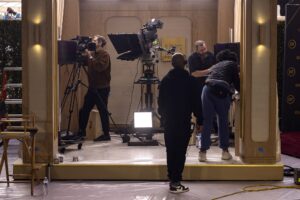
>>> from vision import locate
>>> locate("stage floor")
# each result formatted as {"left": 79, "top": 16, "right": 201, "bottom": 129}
{"left": 13, "top": 134, "right": 283, "bottom": 180}
{"left": 59, "top": 134, "right": 241, "bottom": 165}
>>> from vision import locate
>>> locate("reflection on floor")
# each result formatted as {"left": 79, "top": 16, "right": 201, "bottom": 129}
{"left": 1, "top": 138, "right": 300, "bottom": 199}
{"left": 59, "top": 134, "right": 240, "bottom": 165}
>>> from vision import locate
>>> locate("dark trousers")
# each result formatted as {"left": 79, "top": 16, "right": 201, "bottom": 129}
{"left": 79, "top": 87, "right": 110, "bottom": 136}
{"left": 201, "top": 85, "right": 231, "bottom": 151}
{"left": 164, "top": 129, "right": 191, "bottom": 183}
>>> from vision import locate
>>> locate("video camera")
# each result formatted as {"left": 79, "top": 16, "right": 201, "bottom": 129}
{"left": 74, "top": 36, "right": 96, "bottom": 53}
{"left": 108, "top": 18, "right": 173, "bottom": 61}
{"left": 58, "top": 36, "right": 97, "bottom": 65}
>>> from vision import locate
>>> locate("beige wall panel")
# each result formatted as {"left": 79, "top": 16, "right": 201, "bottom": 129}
{"left": 217, "top": 0, "right": 235, "bottom": 43}
{"left": 61, "top": 0, "right": 80, "bottom": 40}
{"left": 106, "top": 17, "right": 142, "bottom": 124}
{"left": 23, "top": 0, "right": 58, "bottom": 162}
{"left": 251, "top": 1, "right": 271, "bottom": 142}
{"left": 59, "top": 0, "right": 81, "bottom": 133}
{"left": 78, "top": 0, "right": 217, "bottom": 124}
{"left": 26, "top": 1, "right": 48, "bottom": 131}
{"left": 240, "top": 0, "right": 277, "bottom": 163}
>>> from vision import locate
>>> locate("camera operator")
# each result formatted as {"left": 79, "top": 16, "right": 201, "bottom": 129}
{"left": 188, "top": 40, "right": 215, "bottom": 133}
{"left": 78, "top": 35, "right": 112, "bottom": 142}
{"left": 5, "top": 7, "right": 21, "bottom": 20}
{"left": 158, "top": 53, "right": 201, "bottom": 193}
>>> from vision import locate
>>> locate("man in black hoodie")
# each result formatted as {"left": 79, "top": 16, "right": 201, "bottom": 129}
{"left": 158, "top": 53, "right": 200, "bottom": 193}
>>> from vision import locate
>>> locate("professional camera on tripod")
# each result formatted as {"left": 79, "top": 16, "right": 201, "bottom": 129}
{"left": 57, "top": 36, "right": 99, "bottom": 152}
{"left": 108, "top": 18, "right": 176, "bottom": 146}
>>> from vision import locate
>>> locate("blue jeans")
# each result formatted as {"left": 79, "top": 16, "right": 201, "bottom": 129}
{"left": 201, "top": 85, "right": 231, "bottom": 151}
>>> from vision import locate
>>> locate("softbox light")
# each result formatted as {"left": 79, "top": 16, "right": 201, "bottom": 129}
{"left": 134, "top": 112, "right": 153, "bottom": 128}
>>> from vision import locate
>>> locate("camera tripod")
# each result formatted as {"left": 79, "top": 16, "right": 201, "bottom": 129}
{"left": 59, "top": 62, "right": 121, "bottom": 151}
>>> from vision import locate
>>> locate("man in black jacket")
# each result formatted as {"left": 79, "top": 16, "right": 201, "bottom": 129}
{"left": 158, "top": 53, "right": 200, "bottom": 193}
{"left": 188, "top": 40, "right": 215, "bottom": 132}
{"left": 198, "top": 49, "right": 240, "bottom": 162}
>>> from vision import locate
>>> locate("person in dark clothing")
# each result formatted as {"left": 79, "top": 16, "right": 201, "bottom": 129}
{"left": 197, "top": 49, "right": 240, "bottom": 162}
{"left": 78, "top": 35, "right": 111, "bottom": 142}
{"left": 188, "top": 40, "right": 215, "bottom": 131}
{"left": 158, "top": 53, "right": 200, "bottom": 193}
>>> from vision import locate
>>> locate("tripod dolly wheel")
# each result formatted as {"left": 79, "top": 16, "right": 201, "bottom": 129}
{"left": 122, "top": 134, "right": 130, "bottom": 143}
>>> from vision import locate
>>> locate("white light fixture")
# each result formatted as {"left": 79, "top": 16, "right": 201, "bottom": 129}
{"left": 134, "top": 112, "right": 153, "bottom": 128}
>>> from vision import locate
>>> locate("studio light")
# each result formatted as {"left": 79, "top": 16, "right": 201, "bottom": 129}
{"left": 134, "top": 112, "right": 153, "bottom": 128}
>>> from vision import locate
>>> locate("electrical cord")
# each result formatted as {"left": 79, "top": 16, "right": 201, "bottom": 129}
{"left": 125, "top": 58, "right": 140, "bottom": 126}
{"left": 212, "top": 184, "right": 300, "bottom": 200}
{"left": 284, "top": 165, "right": 295, "bottom": 177}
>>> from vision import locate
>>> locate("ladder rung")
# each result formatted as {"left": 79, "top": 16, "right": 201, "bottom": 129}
{"left": 5, "top": 99, "right": 22, "bottom": 104}
{"left": 7, "top": 114, "right": 23, "bottom": 117}
{"left": 3, "top": 67, "right": 22, "bottom": 71}
{"left": 5, "top": 83, "right": 22, "bottom": 88}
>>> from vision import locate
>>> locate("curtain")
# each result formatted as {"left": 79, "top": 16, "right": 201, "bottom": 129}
{"left": 57, "top": 0, "right": 65, "bottom": 40}
{"left": 234, "top": 0, "right": 242, "bottom": 42}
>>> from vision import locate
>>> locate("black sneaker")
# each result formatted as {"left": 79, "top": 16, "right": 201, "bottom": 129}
{"left": 93, "top": 135, "right": 111, "bottom": 142}
{"left": 169, "top": 182, "right": 189, "bottom": 194}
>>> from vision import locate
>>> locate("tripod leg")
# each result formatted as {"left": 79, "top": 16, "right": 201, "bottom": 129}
{"left": 61, "top": 64, "right": 79, "bottom": 111}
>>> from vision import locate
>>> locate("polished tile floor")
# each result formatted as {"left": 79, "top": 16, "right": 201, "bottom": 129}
{"left": 58, "top": 134, "right": 241, "bottom": 164}
{"left": 1, "top": 136, "right": 300, "bottom": 200}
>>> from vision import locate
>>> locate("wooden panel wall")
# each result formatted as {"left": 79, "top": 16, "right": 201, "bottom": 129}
{"left": 78, "top": 0, "right": 218, "bottom": 125}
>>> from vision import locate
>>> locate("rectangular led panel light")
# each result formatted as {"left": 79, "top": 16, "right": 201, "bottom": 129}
{"left": 134, "top": 112, "right": 153, "bottom": 128}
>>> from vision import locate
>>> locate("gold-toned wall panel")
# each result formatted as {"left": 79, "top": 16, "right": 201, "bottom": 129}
{"left": 251, "top": 1, "right": 271, "bottom": 142}
{"left": 22, "top": 0, "right": 58, "bottom": 163}
{"left": 240, "top": 0, "right": 278, "bottom": 164}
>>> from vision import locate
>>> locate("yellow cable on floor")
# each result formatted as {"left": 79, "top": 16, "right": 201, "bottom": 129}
{"left": 211, "top": 184, "right": 300, "bottom": 200}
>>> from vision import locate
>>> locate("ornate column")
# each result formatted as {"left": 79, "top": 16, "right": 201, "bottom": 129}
{"left": 239, "top": 0, "right": 278, "bottom": 163}
{"left": 22, "top": 0, "right": 58, "bottom": 163}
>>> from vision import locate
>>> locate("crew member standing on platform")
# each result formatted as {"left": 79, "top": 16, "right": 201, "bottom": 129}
{"left": 5, "top": 7, "right": 22, "bottom": 20}
{"left": 78, "top": 35, "right": 111, "bottom": 142}
{"left": 197, "top": 49, "right": 240, "bottom": 162}
{"left": 188, "top": 40, "right": 215, "bottom": 132}
{"left": 158, "top": 53, "right": 200, "bottom": 193}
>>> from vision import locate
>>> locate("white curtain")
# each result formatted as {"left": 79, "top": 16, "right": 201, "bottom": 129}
{"left": 234, "top": 0, "right": 242, "bottom": 42}
{"left": 57, "top": 0, "right": 65, "bottom": 40}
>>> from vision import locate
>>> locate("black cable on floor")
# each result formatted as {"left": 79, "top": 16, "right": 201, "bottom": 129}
{"left": 284, "top": 165, "right": 295, "bottom": 177}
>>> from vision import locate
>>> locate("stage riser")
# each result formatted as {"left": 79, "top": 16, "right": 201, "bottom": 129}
{"left": 13, "top": 163, "right": 283, "bottom": 181}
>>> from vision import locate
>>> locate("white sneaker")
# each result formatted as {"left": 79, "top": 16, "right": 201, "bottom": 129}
{"left": 199, "top": 151, "right": 207, "bottom": 162}
{"left": 221, "top": 150, "right": 233, "bottom": 160}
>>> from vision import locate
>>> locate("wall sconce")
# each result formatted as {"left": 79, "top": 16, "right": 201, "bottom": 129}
{"left": 33, "top": 24, "right": 41, "bottom": 44}
{"left": 257, "top": 23, "right": 266, "bottom": 45}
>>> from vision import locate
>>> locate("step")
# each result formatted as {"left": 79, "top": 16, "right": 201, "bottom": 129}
{"left": 5, "top": 83, "right": 22, "bottom": 88}
{"left": 3, "top": 67, "right": 22, "bottom": 71}
{"left": 5, "top": 99, "right": 22, "bottom": 104}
